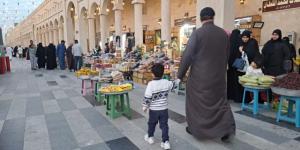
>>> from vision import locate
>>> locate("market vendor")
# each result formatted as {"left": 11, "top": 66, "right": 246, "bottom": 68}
{"left": 177, "top": 7, "right": 236, "bottom": 142}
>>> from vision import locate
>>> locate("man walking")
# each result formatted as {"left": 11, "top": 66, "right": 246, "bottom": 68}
{"left": 56, "top": 40, "right": 66, "bottom": 70}
{"left": 28, "top": 40, "right": 37, "bottom": 70}
{"left": 72, "top": 40, "right": 83, "bottom": 71}
{"left": 177, "top": 7, "right": 236, "bottom": 142}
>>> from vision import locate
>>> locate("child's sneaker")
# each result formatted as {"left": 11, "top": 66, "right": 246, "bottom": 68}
{"left": 161, "top": 141, "right": 171, "bottom": 150}
{"left": 144, "top": 134, "right": 154, "bottom": 144}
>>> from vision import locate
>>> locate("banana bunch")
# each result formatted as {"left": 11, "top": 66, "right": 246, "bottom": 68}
{"left": 75, "top": 68, "right": 99, "bottom": 77}
{"left": 99, "top": 83, "right": 133, "bottom": 93}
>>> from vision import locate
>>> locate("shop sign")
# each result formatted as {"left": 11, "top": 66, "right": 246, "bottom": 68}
{"left": 174, "top": 16, "right": 196, "bottom": 27}
{"left": 263, "top": 0, "right": 300, "bottom": 12}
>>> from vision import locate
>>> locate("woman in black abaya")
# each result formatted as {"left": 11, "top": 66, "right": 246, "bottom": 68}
{"left": 36, "top": 43, "right": 46, "bottom": 69}
{"left": 227, "top": 29, "right": 242, "bottom": 102}
{"left": 262, "top": 29, "right": 290, "bottom": 76}
{"left": 46, "top": 44, "right": 57, "bottom": 70}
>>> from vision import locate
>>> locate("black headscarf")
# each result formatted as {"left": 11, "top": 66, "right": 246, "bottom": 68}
{"left": 241, "top": 30, "right": 251, "bottom": 38}
{"left": 272, "top": 29, "right": 282, "bottom": 41}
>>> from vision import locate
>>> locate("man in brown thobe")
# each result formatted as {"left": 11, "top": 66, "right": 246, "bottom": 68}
{"left": 177, "top": 7, "right": 236, "bottom": 141}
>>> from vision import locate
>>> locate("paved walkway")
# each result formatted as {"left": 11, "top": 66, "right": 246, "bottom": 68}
{"left": 0, "top": 58, "right": 300, "bottom": 150}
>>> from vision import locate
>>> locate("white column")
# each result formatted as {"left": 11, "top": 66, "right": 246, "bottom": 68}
{"left": 88, "top": 17, "right": 96, "bottom": 50}
{"left": 58, "top": 25, "right": 64, "bottom": 43}
{"left": 50, "top": 29, "right": 54, "bottom": 43}
{"left": 46, "top": 30, "right": 49, "bottom": 45}
{"left": 161, "top": 0, "right": 171, "bottom": 43}
{"left": 39, "top": 32, "right": 43, "bottom": 44}
{"left": 100, "top": 13, "right": 108, "bottom": 49}
{"left": 53, "top": 27, "right": 59, "bottom": 45}
{"left": 132, "top": 0, "right": 145, "bottom": 46}
{"left": 42, "top": 32, "right": 45, "bottom": 45}
{"left": 114, "top": 2, "right": 123, "bottom": 37}
{"left": 196, "top": 0, "right": 235, "bottom": 31}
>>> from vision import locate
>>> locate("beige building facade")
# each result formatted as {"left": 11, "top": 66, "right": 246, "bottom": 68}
{"left": 5, "top": 0, "right": 300, "bottom": 54}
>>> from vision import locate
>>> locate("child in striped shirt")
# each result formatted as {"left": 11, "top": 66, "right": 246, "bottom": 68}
{"left": 143, "top": 63, "right": 179, "bottom": 150}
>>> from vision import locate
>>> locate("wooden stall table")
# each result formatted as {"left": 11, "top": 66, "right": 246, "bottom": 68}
{"left": 101, "top": 90, "right": 132, "bottom": 119}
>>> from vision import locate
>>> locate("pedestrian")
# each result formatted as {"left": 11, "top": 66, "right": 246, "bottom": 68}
{"left": 56, "top": 40, "right": 66, "bottom": 70}
{"left": 143, "top": 63, "right": 179, "bottom": 150}
{"left": 72, "top": 40, "right": 83, "bottom": 71}
{"left": 66, "top": 43, "right": 74, "bottom": 72}
{"left": 28, "top": 40, "right": 38, "bottom": 70}
{"left": 246, "top": 55, "right": 264, "bottom": 76}
{"left": 46, "top": 44, "right": 57, "bottom": 70}
{"left": 282, "top": 37, "right": 296, "bottom": 72}
{"left": 104, "top": 43, "right": 110, "bottom": 53}
{"left": 240, "top": 30, "right": 260, "bottom": 63}
{"left": 227, "top": 29, "right": 242, "bottom": 102}
{"left": 262, "top": 29, "right": 290, "bottom": 76}
{"left": 177, "top": 7, "right": 236, "bottom": 142}
{"left": 13, "top": 46, "right": 18, "bottom": 57}
{"left": 36, "top": 43, "right": 46, "bottom": 69}
{"left": 23, "top": 47, "right": 27, "bottom": 58}
{"left": 5, "top": 46, "right": 13, "bottom": 60}
{"left": 18, "top": 46, "right": 23, "bottom": 58}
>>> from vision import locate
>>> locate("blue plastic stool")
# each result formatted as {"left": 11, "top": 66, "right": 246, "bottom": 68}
{"left": 276, "top": 95, "right": 300, "bottom": 128}
{"left": 241, "top": 87, "right": 270, "bottom": 115}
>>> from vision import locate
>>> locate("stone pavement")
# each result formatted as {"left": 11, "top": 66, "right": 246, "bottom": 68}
{"left": 0, "top": 58, "right": 300, "bottom": 150}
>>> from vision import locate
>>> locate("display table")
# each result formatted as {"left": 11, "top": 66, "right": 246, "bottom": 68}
{"left": 272, "top": 86, "right": 300, "bottom": 128}
{"left": 241, "top": 85, "right": 271, "bottom": 115}
{"left": 276, "top": 95, "right": 300, "bottom": 128}
{"left": 101, "top": 91, "right": 132, "bottom": 119}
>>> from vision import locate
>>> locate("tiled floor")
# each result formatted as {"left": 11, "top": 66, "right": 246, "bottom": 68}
{"left": 0, "top": 58, "right": 300, "bottom": 150}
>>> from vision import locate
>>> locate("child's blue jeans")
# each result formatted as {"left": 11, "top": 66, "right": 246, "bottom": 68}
{"left": 148, "top": 109, "right": 169, "bottom": 142}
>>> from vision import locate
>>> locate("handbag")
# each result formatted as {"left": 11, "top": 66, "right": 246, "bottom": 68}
{"left": 232, "top": 58, "right": 246, "bottom": 70}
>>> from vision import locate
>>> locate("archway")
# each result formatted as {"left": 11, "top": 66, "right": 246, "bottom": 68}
{"left": 79, "top": 7, "right": 89, "bottom": 53}
{"left": 67, "top": 1, "right": 76, "bottom": 44}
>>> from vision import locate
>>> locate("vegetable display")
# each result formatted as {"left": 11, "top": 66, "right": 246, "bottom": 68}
{"left": 272, "top": 73, "right": 300, "bottom": 90}
{"left": 239, "top": 75, "right": 275, "bottom": 88}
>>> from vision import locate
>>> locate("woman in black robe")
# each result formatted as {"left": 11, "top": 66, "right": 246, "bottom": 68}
{"left": 66, "top": 44, "right": 74, "bottom": 71}
{"left": 227, "top": 29, "right": 242, "bottom": 102}
{"left": 46, "top": 44, "right": 57, "bottom": 70}
{"left": 23, "top": 48, "right": 28, "bottom": 58}
{"left": 13, "top": 46, "right": 18, "bottom": 57}
{"left": 262, "top": 29, "right": 290, "bottom": 76}
{"left": 282, "top": 37, "right": 296, "bottom": 72}
{"left": 36, "top": 43, "right": 46, "bottom": 69}
{"left": 240, "top": 30, "right": 259, "bottom": 63}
